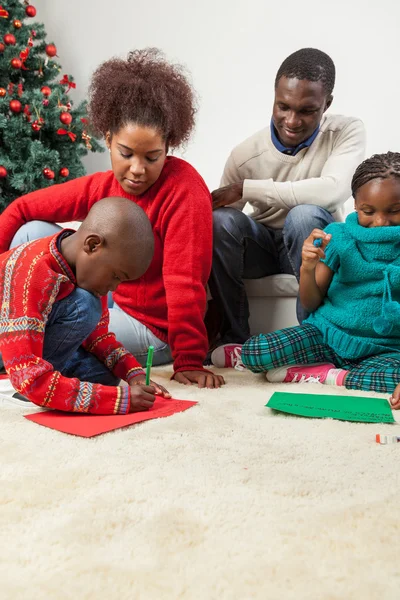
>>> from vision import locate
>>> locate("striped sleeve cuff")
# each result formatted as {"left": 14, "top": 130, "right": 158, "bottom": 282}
{"left": 113, "top": 385, "right": 131, "bottom": 414}
{"left": 125, "top": 367, "right": 145, "bottom": 383}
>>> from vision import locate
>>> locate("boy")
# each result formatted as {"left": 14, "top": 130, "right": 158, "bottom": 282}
{"left": 0, "top": 197, "right": 170, "bottom": 414}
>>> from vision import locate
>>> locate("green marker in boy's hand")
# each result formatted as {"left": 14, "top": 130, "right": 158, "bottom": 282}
{"left": 130, "top": 345, "right": 171, "bottom": 398}
{"left": 145, "top": 346, "right": 154, "bottom": 386}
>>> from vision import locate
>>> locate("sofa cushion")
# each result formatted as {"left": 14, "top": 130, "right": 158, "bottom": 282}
{"left": 57, "top": 221, "right": 81, "bottom": 230}
{"left": 244, "top": 274, "right": 298, "bottom": 298}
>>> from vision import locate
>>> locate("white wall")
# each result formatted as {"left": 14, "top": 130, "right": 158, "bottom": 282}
{"left": 40, "top": 0, "right": 399, "bottom": 195}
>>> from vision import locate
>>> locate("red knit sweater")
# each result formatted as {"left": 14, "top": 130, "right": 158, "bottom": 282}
{"left": 0, "top": 157, "right": 213, "bottom": 373}
{"left": 0, "top": 233, "right": 145, "bottom": 414}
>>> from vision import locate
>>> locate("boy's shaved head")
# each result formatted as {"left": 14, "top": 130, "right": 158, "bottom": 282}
{"left": 64, "top": 197, "right": 154, "bottom": 298}
{"left": 79, "top": 197, "right": 154, "bottom": 279}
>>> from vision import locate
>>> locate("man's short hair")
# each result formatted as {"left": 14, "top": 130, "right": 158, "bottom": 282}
{"left": 275, "top": 48, "right": 336, "bottom": 96}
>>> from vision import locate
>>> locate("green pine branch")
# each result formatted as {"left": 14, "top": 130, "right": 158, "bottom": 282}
{"left": 0, "top": 1, "right": 104, "bottom": 210}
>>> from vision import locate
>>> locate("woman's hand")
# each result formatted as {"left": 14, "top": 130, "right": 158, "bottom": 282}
{"left": 301, "top": 229, "right": 332, "bottom": 272}
{"left": 130, "top": 376, "right": 171, "bottom": 398}
{"left": 173, "top": 370, "right": 225, "bottom": 388}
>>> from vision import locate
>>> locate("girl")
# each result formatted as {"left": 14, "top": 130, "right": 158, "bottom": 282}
{"left": 0, "top": 48, "right": 224, "bottom": 389}
{"left": 241, "top": 151, "right": 400, "bottom": 408}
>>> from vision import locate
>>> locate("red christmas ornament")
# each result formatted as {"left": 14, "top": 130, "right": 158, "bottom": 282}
{"left": 23, "top": 104, "right": 32, "bottom": 121}
{"left": 13, "top": 19, "right": 22, "bottom": 29}
{"left": 20, "top": 47, "right": 29, "bottom": 64}
{"left": 25, "top": 5, "right": 37, "bottom": 18}
{"left": 42, "top": 99, "right": 49, "bottom": 107}
{"left": 0, "top": 166, "right": 7, "bottom": 178}
{"left": 45, "top": 43, "right": 57, "bottom": 57}
{"left": 0, "top": 87, "right": 6, "bottom": 97}
{"left": 41, "top": 85, "right": 51, "bottom": 96}
{"left": 59, "top": 167, "right": 69, "bottom": 178}
{"left": 23, "top": 103, "right": 29, "bottom": 113}
{"left": 9, "top": 99, "right": 22, "bottom": 113}
{"left": 0, "top": 43, "right": 5, "bottom": 53}
{"left": 59, "top": 74, "right": 76, "bottom": 92}
{"left": 59, "top": 111, "right": 72, "bottom": 125}
{"left": 43, "top": 168, "right": 55, "bottom": 180}
{"left": 11, "top": 58, "right": 22, "bottom": 69}
{"left": 57, "top": 128, "right": 76, "bottom": 142}
{"left": 4, "top": 33, "right": 16, "bottom": 45}
{"left": 31, "top": 117, "right": 44, "bottom": 132}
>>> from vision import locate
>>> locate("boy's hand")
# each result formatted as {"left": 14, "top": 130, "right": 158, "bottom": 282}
{"left": 130, "top": 376, "right": 171, "bottom": 398}
{"left": 128, "top": 384, "right": 157, "bottom": 412}
{"left": 301, "top": 229, "right": 332, "bottom": 272}
{"left": 173, "top": 370, "right": 225, "bottom": 388}
{"left": 389, "top": 384, "right": 400, "bottom": 409}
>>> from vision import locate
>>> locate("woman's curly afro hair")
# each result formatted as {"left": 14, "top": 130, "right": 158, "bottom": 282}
{"left": 88, "top": 48, "right": 197, "bottom": 149}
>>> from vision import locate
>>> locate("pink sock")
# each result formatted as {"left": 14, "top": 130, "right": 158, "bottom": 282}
{"left": 325, "top": 368, "right": 347, "bottom": 386}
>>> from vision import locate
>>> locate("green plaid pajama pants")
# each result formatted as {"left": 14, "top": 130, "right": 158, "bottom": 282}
{"left": 241, "top": 324, "right": 400, "bottom": 394}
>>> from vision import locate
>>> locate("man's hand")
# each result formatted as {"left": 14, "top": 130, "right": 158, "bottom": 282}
{"left": 389, "top": 384, "right": 400, "bottom": 409}
{"left": 130, "top": 376, "right": 171, "bottom": 398}
{"left": 128, "top": 384, "right": 157, "bottom": 412}
{"left": 173, "top": 370, "right": 225, "bottom": 389}
{"left": 211, "top": 182, "right": 244, "bottom": 210}
{"left": 301, "top": 228, "right": 332, "bottom": 272}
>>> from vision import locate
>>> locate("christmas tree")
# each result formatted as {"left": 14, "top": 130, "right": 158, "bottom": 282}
{"left": 0, "top": 1, "right": 103, "bottom": 210}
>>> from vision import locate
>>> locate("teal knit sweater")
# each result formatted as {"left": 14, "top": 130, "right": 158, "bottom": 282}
{"left": 305, "top": 212, "right": 400, "bottom": 359}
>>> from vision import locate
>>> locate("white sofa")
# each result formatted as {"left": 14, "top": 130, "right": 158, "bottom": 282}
{"left": 62, "top": 221, "right": 299, "bottom": 335}
{"left": 245, "top": 274, "right": 299, "bottom": 334}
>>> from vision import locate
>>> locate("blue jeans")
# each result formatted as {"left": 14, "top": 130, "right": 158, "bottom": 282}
{"left": 0, "top": 287, "right": 119, "bottom": 385}
{"left": 8, "top": 220, "right": 173, "bottom": 367}
{"left": 108, "top": 302, "right": 172, "bottom": 367}
{"left": 10, "top": 220, "right": 62, "bottom": 246}
{"left": 208, "top": 204, "right": 334, "bottom": 344}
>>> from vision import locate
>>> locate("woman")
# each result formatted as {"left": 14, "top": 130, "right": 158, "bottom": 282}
{"left": 0, "top": 48, "right": 224, "bottom": 389}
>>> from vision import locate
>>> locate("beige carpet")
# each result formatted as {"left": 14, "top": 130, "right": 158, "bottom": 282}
{"left": 1, "top": 367, "right": 400, "bottom": 600}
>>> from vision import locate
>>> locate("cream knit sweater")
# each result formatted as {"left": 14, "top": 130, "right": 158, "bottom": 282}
{"left": 221, "top": 114, "right": 366, "bottom": 228}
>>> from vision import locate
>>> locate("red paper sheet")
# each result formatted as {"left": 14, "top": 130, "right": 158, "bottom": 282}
{"left": 24, "top": 397, "right": 197, "bottom": 437}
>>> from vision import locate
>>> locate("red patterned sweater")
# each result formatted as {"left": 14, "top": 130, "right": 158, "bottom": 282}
{"left": 0, "top": 233, "right": 145, "bottom": 414}
{"left": 0, "top": 157, "right": 213, "bottom": 373}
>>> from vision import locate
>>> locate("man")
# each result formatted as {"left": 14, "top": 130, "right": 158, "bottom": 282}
{"left": 209, "top": 47, "right": 366, "bottom": 368}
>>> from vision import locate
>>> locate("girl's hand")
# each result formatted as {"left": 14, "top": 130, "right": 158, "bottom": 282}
{"left": 301, "top": 229, "right": 332, "bottom": 272}
{"left": 389, "top": 384, "right": 400, "bottom": 409}
{"left": 173, "top": 370, "right": 225, "bottom": 388}
{"left": 130, "top": 377, "right": 171, "bottom": 398}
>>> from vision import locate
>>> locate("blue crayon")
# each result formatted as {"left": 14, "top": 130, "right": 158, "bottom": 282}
{"left": 313, "top": 238, "right": 322, "bottom": 248}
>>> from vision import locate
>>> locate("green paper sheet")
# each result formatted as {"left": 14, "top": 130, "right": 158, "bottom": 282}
{"left": 266, "top": 391, "right": 395, "bottom": 423}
